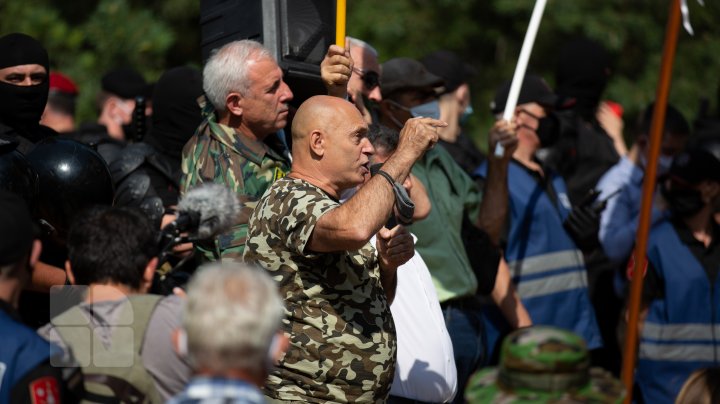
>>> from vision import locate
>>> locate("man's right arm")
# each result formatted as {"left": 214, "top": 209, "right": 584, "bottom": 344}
{"left": 307, "top": 117, "right": 444, "bottom": 253}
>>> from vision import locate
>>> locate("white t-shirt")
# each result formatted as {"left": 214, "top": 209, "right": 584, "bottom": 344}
{"left": 372, "top": 235, "right": 457, "bottom": 402}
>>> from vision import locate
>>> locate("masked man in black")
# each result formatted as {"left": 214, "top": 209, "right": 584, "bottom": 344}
{"left": 0, "top": 32, "right": 55, "bottom": 154}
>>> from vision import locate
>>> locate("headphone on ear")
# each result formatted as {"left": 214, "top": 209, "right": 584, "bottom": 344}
{"left": 265, "top": 333, "right": 281, "bottom": 368}
{"left": 176, "top": 328, "right": 188, "bottom": 357}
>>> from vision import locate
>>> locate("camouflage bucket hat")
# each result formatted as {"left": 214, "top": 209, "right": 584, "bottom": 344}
{"left": 465, "top": 326, "right": 625, "bottom": 403}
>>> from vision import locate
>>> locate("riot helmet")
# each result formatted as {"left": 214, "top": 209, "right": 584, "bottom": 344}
{"left": 26, "top": 137, "right": 114, "bottom": 243}
{"left": 0, "top": 140, "right": 38, "bottom": 208}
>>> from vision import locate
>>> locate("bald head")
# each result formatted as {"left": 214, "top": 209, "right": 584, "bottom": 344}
{"left": 290, "top": 95, "right": 373, "bottom": 195}
{"left": 292, "top": 95, "right": 364, "bottom": 144}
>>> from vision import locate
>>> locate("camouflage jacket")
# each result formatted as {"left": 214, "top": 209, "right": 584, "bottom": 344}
{"left": 180, "top": 97, "right": 290, "bottom": 260}
{"left": 244, "top": 177, "right": 397, "bottom": 403}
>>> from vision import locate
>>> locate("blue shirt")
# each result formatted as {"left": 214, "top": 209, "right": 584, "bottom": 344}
{"left": 167, "top": 377, "right": 266, "bottom": 404}
{"left": 596, "top": 156, "right": 666, "bottom": 264}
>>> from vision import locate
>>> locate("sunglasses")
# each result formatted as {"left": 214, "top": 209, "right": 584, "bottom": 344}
{"left": 353, "top": 67, "right": 380, "bottom": 91}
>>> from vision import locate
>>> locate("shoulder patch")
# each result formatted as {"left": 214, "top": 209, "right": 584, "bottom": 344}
{"left": 29, "top": 376, "right": 60, "bottom": 404}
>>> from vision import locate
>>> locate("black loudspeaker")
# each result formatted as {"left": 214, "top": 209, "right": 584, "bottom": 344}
{"left": 200, "top": 0, "right": 336, "bottom": 106}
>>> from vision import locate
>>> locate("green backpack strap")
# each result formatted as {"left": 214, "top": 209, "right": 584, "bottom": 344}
{"left": 54, "top": 294, "right": 165, "bottom": 404}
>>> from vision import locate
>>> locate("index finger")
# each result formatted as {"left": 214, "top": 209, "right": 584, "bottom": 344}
{"left": 326, "top": 44, "right": 347, "bottom": 57}
{"left": 410, "top": 117, "right": 448, "bottom": 128}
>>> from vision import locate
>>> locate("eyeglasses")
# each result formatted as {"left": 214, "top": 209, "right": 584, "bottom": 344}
{"left": 352, "top": 67, "right": 380, "bottom": 91}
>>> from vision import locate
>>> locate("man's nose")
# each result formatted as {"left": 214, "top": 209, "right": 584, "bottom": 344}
{"left": 368, "top": 86, "right": 382, "bottom": 103}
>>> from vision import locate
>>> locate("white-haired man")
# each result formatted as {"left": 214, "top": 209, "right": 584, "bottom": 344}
{"left": 180, "top": 40, "right": 294, "bottom": 261}
{"left": 168, "top": 262, "right": 288, "bottom": 404}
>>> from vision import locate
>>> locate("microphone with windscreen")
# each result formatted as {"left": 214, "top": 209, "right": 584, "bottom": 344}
{"left": 157, "top": 183, "right": 240, "bottom": 267}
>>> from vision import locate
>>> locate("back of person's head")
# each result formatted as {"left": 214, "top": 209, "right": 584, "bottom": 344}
{"left": 0, "top": 145, "right": 38, "bottom": 209}
{"left": 367, "top": 123, "right": 399, "bottom": 156}
{"left": 47, "top": 72, "right": 79, "bottom": 117}
{"left": 555, "top": 37, "right": 611, "bottom": 121}
{"left": 144, "top": 66, "right": 204, "bottom": 158}
{"left": 66, "top": 206, "right": 157, "bottom": 289}
{"left": 0, "top": 191, "right": 38, "bottom": 281}
{"left": 675, "top": 368, "right": 720, "bottom": 404}
{"left": 637, "top": 102, "right": 690, "bottom": 139}
{"left": 203, "top": 40, "right": 272, "bottom": 112}
{"left": 183, "top": 262, "right": 284, "bottom": 376}
{"left": 420, "top": 50, "right": 477, "bottom": 95}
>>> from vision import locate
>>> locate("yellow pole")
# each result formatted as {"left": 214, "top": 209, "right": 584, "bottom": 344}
{"left": 336, "top": 0, "right": 346, "bottom": 47}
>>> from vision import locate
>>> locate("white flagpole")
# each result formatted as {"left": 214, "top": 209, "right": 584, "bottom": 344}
{"left": 495, "top": 0, "right": 548, "bottom": 156}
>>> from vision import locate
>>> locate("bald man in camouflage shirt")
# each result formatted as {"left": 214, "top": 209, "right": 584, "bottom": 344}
{"left": 244, "top": 95, "right": 445, "bottom": 403}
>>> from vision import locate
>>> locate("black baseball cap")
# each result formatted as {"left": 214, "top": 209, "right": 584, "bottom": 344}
{"left": 101, "top": 67, "right": 149, "bottom": 99}
{"left": 0, "top": 191, "right": 38, "bottom": 266}
{"left": 421, "top": 50, "right": 477, "bottom": 94}
{"left": 491, "top": 74, "right": 572, "bottom": 114}
{"left": 381, "top": 58, "right": 445, "bottom": 98}
{"left": 670, "top": 135, "right": 720, "bottom": 184}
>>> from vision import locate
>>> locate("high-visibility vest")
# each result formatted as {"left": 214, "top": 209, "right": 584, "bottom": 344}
{"left": 0, "top": 309, "right": 54, "bottom": 403}
{"left": 636, "top": 219, "right": 720, "bottom": 404}
{"left": 475, "top": 161, "right": 602, "bottom": 357}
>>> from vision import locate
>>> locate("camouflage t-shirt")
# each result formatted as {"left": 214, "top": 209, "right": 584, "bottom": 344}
{"left": 244, "top": 177, "right": 396, "bottom": 403}
{"left": 180, "top": 96, "right": 290, "bottom": 260}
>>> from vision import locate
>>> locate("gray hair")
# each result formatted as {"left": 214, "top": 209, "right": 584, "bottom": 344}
{"left": 203, "top": 40, "right": 273, "bottom": 112}
{"left": 183, "top": 261, "right": 284, "bottom": 375}
{"left": 346, "top": 36, "right": 378, "bottom": 58}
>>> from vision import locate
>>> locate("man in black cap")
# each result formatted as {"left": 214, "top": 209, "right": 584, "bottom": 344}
{"left": 97, "top": 67, "right": 149, "bottom": 141}
{"left": 0, "top": 191, "right": 84, "bottom": 403}
{"left": 474, "top": 74, "right": 603, "bottom": 363}
{"left": 73, "top": 67, "right": 149, "bottom": 163}
{"left": 421, "top": 50, "right": 485, "bottom": 175}
{"left": 0, "top": 32, "right": 55, "bottom": 154}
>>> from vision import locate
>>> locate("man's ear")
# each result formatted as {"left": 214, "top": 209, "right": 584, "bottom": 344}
{"left": 141, "top": 257, "right": 158, "bottom": 293}
{"left": 701, "top": 181, "right": 720, "bottom": 204}
{"left": 65, "top": 260, "right": 76, "bottom": 285}
{"left": 29, "top": 239, "right": 42, "bottom": 268}
{"left": 309, "top": 130, "right": 325, "bottom": 158}
{"left": 226, "top": 92, "right": 244, "bottom": 117}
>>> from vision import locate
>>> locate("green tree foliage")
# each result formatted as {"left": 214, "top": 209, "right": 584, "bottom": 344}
{"left": 348, "top": 0, "right": 720, "bottom": 148}
{"left": 1, "top": 0, "right": 719, "bottom": 147}
{"left": 1, "top": 0, "right": 177, "bottom": 122}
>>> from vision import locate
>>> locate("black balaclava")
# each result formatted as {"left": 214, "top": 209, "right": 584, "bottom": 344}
{"left": 555, "top": 38, "right": 610, "bottom": 122}
{"left": 144, "top": 66, "right": 203, "bottom": 163}
{"left": 0, "top": 33, "right": 50, "bottom": 136}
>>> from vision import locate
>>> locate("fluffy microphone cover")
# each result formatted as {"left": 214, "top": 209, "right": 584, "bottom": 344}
{"left": 177, "top": 183, "right": 240, "bottom": 239}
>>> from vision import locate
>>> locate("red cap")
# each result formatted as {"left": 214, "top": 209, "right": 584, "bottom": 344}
{"left": 49, "top": 72, "right": 78, "bottom": 95}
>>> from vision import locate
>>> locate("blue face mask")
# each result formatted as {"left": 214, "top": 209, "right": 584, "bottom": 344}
{"left": 460, "top": 104, "right": 473, "bottom": 126}
{"left": 409, "top": 100, "right": 441, "bottom": 120}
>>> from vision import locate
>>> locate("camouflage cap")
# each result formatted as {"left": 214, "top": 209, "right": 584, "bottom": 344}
{"left": 466, "top": 326, "right": 625, "bottom": 403}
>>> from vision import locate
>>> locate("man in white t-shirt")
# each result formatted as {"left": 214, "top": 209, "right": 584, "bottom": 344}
{"left": 363, "top": 123, "right": 457, "bottom": 403}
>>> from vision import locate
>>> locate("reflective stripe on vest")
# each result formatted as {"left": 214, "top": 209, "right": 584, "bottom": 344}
{"left": 640, "top": 322, "right": 720, "bottom": 362}
{"left": 642, "top": 322, "right": 720, "bottom": 342}
{"left": 508, "top": 249, "right": 587, "bottom": 298}
{"left": 640, "top": 342, "right": 718, "bottom": 362}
